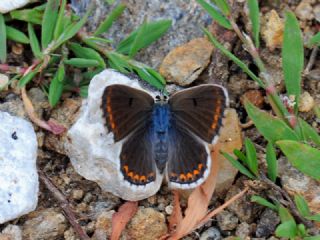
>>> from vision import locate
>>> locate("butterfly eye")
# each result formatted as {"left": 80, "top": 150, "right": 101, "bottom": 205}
{"left": 155, "top": 95, "right": 161, "bottom": 101}
{"left": 163, "top": 96, "right": 168, "bottom": 101}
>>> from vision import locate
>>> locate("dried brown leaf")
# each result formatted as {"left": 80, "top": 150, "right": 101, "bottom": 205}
{"left": 168, "top": 190, "right": 183, "bottom": 232}
{"left": 111, "top": 201, "right": 138, "bottom": 240}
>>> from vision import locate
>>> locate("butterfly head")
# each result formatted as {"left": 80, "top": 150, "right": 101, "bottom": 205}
{"left": 155, "top": 94, "right": 168, "bottom": 104}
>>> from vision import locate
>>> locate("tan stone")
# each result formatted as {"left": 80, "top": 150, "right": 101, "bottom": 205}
{"left": 159, "top": 37, "right": 214, "bottom": 86}
{"left": 261, "top": 10, "right": 284, "bottom": 50}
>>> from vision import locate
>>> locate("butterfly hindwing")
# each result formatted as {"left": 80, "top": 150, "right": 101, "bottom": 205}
{"left": 169, "top": 84, "right": 228, "bottom": 143}
{"left": 101, "top": 84, "right": 154, "bottom": 141}
{"left": 120, "top": 127, "right": 158, "bottom": 186}
{"left": 167, "top": 125, "right": 210, "bottom": 188}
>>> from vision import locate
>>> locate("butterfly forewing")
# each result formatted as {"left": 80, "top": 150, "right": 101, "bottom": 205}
{"left": 169, "top": 84, "right": 228, "bottom": 143}
{"left": 101, "top": 84, "right": 154, "bottom": 141}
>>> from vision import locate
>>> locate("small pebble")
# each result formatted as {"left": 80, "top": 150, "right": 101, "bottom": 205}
{"left": 0, "top": 74, "right": 9, "bottom": 91}
{"left": 71, "top": 189, "right": 84, "bottom": 200}
{"left": 241, "top": 90, "right": 264, "bottom": 108}
{"left": 165, "top": 205, "right": 173, "bottom": 215}
{"left": 295, "top": 0, "right": 314, "bottom": 21}
{"left": 200, "top": 227, "right": 221, "bottom": 240}
{"left": 261, "top": 10, "right": 284, "bottom": 50}
{"left": 216, "top": 210, "right": 238, "bottom": 231}
{"left": 298, "top": 91, "right": 315, "bottom": 112}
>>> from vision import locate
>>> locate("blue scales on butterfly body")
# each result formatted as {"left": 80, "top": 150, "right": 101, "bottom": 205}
{"left": 151, "top": 103, "right": 171, "bottom": 174}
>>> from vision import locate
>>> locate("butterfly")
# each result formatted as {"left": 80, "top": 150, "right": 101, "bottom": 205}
{"left": 101, "top": 83, "right": 228, "bottom": 190}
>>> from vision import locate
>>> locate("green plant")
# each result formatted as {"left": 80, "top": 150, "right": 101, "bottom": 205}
{"left": 0, "top": 0, "right": 171, "bottom": 107}
{"left": 198, "top": 0, "right": 320, "bottom": 182}
{"left": 197, "top": 0, "right": 320, "bottom": 237}
{"left": 251, "top": 195, "right": 320, "bottom": 239}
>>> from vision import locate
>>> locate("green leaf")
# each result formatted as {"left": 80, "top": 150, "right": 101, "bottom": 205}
{"left": 245, "top": 101, "right": 299, "bottom": 143}
{"left": 10, "top": 7, "right": 43, "bottom": 24}
{"left": 196, "top": 0, "right": 231, "bottom": 29}
{"left": 28, "top": 23, "right": 43, "bottom": 60}
{"left": 277, "top": 140, "right": 320, "bottom": 180}
{"left": 248, "top": 0, "right": 260, "bottom": 48}
{"left": 266, "top": 142, "right": 277, "bottom": 182}
{"left": 244, "top": 138, "right": 258, "bottom": 176}
{"left": 251, "top": 195, "right": 278, "bottom": 211}
{"left": 6, "top": 26, "right": 29, "bottom": 44}
{"left": 145, "top": 67, "right": 166, "bottom": 85}
{"left": 53, "top": 0, "right": 67, "bottom": 40}
{"left": 279, "top": 206, "right": 295, "bottom": 222}
{"left": 49, "top": 64, "right": 65, "bottom": 107}
{"left": 54, "top": 8, "right": 91, "bottom": 50}
{"left": 282, "top": 11, "right": 304, "bottom": 109}
{"left": 69, "top": 42, "right": 106, "bottom": 68}
{"left": 297, "top": 118, "right": 320, "bottom": 147}
{"left": 83, "top": 36, "right": 113, "bottom": 46}
{"left": 0, "top": 14, "right": 6, "bottom": 63}
{"left": 107, "top": 52, "right": 131, "bottom": 73}
{"left": 294, "top": 195, "right": 310, "bottom": 217}
{"left": 308, "top": 32, "right": 320, "bottom": 47}
{"left": 79, "top": 85, "right": 88, "bottom": 98}
{"left": 222, "top": 152, "right": 256, "bottom": 179}
{"left": 275, "top": 221, "right": 297, "bottom": 238}
{"left": 306, "top": 214, "right": 320, "bottom": 222}
{"left": 297, "top": 224, "right": 307, "bottom": 237}
{"left": 211, "top": 0, "right": 230, "bottom": 16}
{"left": 203, "top": 28, "right": 264, "bottom": 87}
{"left": 42, "top": 0, "right": 59, "bottom": 49}
{"left": 129, "top": 20, "right": 147, "bottom": 58}
{"left": 116, "top": 20, "right": 172, "bottom": 55}
{"left": 94, "top": 3, "right": 126, "bottom": 36}
{"left": 64, "top": 58, "right": 100, "bottom": 68}
{"left": 233, "top": 149, "right": 247, "bottom": 164}
{"left": 133, "top": 67, "right": 165, "bottom": 90}
{"left": 19, "top": 68, "right": 39, "bottom": 87}
{"left": 304, "top": 236, "right": 320, "bottom": 240}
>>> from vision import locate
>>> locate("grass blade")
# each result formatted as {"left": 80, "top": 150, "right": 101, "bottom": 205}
{"left": 248, "top": 0, "right": 260, "bottom": 48}
{"left": 294, "top": 195, "right": 310, "bottom": 217}
{"left": 64, "top": 58, "right": 100, "bottom": 68}
{"left": 298, "top": 118, "right": 320, "bottom": 147}
{"left": 42, "top": 0, "right": 59, "bottom": 49}
{"left": 233, "top": 149, "right": 247, "bottom": 164}
{"left": 69, "top": 42, "right": 106, "bottom": 68}
{"left": 133, "top": 67, "right": 165, "bottom": 90}
{"left": 0, "top": 14, "right": 7, "bottom": 63}
{"left": 282, "top": 11, "right": 304, "bottom": 109}
{"left": 116, "top": 20, "right": 172, "bottom": 55}
{"left": 54, "top": 8, "right": 91, "bottom": 49}
{"left": 222, "top": 152, "right": 256, "bottom": 179}
{"left": 196, "top": 0, "right": 231, "bottom": 29}
{"left": 277, "top": 140, "right": 320, "bottom": 180}
{"left": 244, "top": 138, "right": 258, "bottom": 176}
{"left": 245, "top": 101, "right": 299, "bottom": 143}
{"left": 53, "top": 0, "right": 67, "bottom": 40}
{"left": 94, "top": 3, "right": 126, "bottom": 36}
{"left": 49, "top": 63, "right": 65, "bottom": 107}
{"left": 211, "top": 0, "right": 230, "bottom": 16}
{"left": 129, "top": 21, "right": 147, "bottom": 58}
{"left": 251, "top": 195, "right": 278, "bottom": 211}
{"left": 28, "top": 23, "right": 43, "bottom": 60}
{"left": 203, "top": 28, "right": 264, "bottom": 87}
{"left": 10, "top": 7, "right": 44, "bottom": 24}
{"left": 266, "top": 142, "right": 277, "bottom": 182}
{"left": 308, "top": 32, "right": 320, "bottom": 47}
{"left": 6, "top": 26, "right": 29, "bottom": 44}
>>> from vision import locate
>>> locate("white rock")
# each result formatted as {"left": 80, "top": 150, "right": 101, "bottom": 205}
{"left": 66, "top": 69, "right": 161, "bottom": 201}
{"left": 0, "top": 0, "right": 31, "bottom": 14}
{"left": 0, "top": 111, "right": 38, "bottom": 224}
{"left": 0, "top": 225, "right": 22, "bottom": 240}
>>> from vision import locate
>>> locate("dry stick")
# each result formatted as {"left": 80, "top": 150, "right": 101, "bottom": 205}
{"left": 304, "top": 47, "right": 318, "bottom": 75}
{"left": 38, "top": 171, "right": 91, "bottom": 240}
{"left": 195, "top": 187, "right": 249, "bottom": 230}
{"left": 260, "top": 174, "right": 314, "bottom": 228}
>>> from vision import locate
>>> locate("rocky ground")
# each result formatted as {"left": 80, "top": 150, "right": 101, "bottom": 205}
{"left": 0, "top": 0, "right": 320, "bottom": 239}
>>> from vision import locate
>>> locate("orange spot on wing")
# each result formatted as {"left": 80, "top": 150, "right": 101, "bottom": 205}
{"left": 193, "top": 169, "right": 200, "bottom": 175}
{"left": 123, "top": 165, "right": 129, "bottom": 173}
{"left": 106, "top": 95, "right": 116, "bottom": 130}
{"left": 198, "top": 163, "right": 203, "bottom": 171}
{"left": 179, "top": 174, "right": 187, "bottom": 182}
{"left": 128, "top": 172, "right": 134, "bottom": 178}
{"left": 211, "top": 99, "right": 221, "bottom": 130}
{"left": 133, "top": 174, "right": 140, "bottom": 181}
{"left": 140, "top": 175, "right": 147, "bottom": 182}
{"left": 186, "top": 172, "right": 193, "bottom": 180}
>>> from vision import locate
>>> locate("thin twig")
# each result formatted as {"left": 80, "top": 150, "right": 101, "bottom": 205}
{"left": 38, "top": 171, "right": 91, "bottom": 240}
{"left": 239, "top": 120, "right": 254, "bottom": 129}
{"left": 304, "top": 47, "right": 318, "bottom": 75}
{"left": 260, "top": 173, "right": 314, "bottom": 228}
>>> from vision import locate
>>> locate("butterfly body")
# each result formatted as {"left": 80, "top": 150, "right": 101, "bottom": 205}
{"left": 151, "top": 103, "right": 171, "bottom": 173}
{"left": 101, "top": 83, "right": 228, "bottom": 190}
